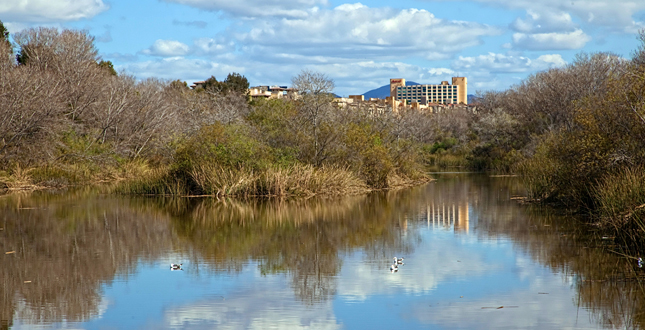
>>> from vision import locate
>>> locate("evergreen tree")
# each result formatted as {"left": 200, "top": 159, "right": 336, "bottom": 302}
{"left": 98, "top": 60, "right": 117, "bottom": 76}
{"left": 224, "top": 72, "right": 249, "bottom": 95}
{"left": 0, "top": 20, "right": 9, "bottom": 46}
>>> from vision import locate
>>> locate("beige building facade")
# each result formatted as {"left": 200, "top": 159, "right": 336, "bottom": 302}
{"left": 390, "top": 77, "right": 467, "bottom": 105}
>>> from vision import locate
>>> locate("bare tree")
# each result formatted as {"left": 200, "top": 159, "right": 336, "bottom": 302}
{"left": 0, "top": 67, "right": 65, "bottom": 165}
{"left": 291, "top": 70, "right": 335, "bottom": 166}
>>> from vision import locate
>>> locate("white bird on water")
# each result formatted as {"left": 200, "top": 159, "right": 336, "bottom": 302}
{"left": 390, "top": 264, "right": 398, "bottom": 272}
{"left": 170, "top": 263, "right": 183, "bottom": 270}
{"left": 394, "top": 257, "right": 404, "bottom": 265}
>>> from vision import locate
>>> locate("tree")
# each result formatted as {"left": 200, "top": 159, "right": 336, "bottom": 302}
{"left": 98, "top": 60, "right": 117, "bottom": 76}
{"left": 0, "top": 20, "right": 9, "bottom": 47}
{"left": 291, "top": 70, "right": 335, "bottom": 166}
{"left": 0, "top": 20, "right": 12, "bottom": 69}
{"left": 223, "top": 72, "right": 249, "bottom": 95}
{"left": 200, "top": 73, "right": 249, "bottom": 96}
{"left": 200, "top": 75, "right": 223, "bottom": 93}
{"left": 14, "top": 27, "right": 99, "bottom": 70}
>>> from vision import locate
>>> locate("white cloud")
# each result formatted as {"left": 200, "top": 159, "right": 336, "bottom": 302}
{"left": 141, "top": 40, "right": 191, "bottom": 57}
{"left": 193, "top": 37, "right": 235, "bottom": 55}
{"left": 237, "top": 4, "right": 501, "bottom": 61}
{"left": 408, "top": 274, "right": 597, "bottom": 329}
{"left": 453, "top": 53, "right": 566, "bottom": 74}
{"left": 161, "top": 0, "right": 328, "bottom": 18}
{"left": 0, "top": 0, "right": 108, "bottom": 23}
{"left": 510, "top": 9, "right": 576, "bottom": 34}
{"left": 146, "top": 276, "right": 341, "bottom": 330}
{"left": 448, "top": 0, "right": 645, "bottom": 33}
{"left": 337, "top": 240, "right": 496, "bottom": 301}
{"left": 512, "top": 29, "right": 592, "bottom": 50}
{"left": 118, "top": 57, "right": 246, "bottom": 83}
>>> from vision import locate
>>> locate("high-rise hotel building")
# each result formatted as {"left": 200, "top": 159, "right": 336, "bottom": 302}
{"left": 390, "top": 77, "right": 467, "bottom": 105}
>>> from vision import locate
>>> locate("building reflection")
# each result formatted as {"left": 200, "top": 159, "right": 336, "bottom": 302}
{"left": 426, "top": 201, "right": 470, "bottom": 233}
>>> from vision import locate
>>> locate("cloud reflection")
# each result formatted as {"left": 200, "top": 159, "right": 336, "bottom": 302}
{"left": 160, "top": 277, "right": 341, "bottom": 330}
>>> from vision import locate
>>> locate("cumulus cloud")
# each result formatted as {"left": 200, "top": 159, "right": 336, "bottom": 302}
{"left": 193, "top": 37, "right": 235, "bottom": 55}
{"left": 139, "top": 37, "right": 235, "bottom": 58}
{"left": 119, "top": 57, "right": 246, "bottom": 84}
{"left": 161, "top": 0, "right": 328, "bottom": 18}
{"left": 452, "top": 53, "right": 566, "bottom": 74}
{"left": 141, "top": 40, "right": 191, "bottom": 57}
{"left": 141, "top": 276, "right": 341, "bottom": 330}
{"left": 409, "top": 273, "right": 597, "bottom": 329}
{"left": 0, "top": 0, "right": 108, "bottom": 23}
{"left": 512, "top": 29, "right": 591, "bottom": 50}
{"left": 237, "top": 4, "right": 501, "bottom": 61}
{"left": 510, "top": 10, "right": 576, "bottom": 34}
{"left": 445, "top": 0, "right": 645, "bottom": 33}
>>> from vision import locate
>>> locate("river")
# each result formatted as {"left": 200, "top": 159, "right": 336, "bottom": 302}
{"left": 1, "top": 173, "right": 644, "bottom": 329}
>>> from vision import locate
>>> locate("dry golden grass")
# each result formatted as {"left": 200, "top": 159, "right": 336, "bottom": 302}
{"left": 190, "top": 164, "right": 367, "bottom": 197}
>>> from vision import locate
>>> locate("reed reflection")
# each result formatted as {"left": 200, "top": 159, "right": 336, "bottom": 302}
{"left": 166, "top": 193, "right": 420, "bottom": 304}
{"left": 406, "top": 174, "right": 645, "bottom": 329}
{"left": 0, "top": 175, "right": 643, "bottom": 329}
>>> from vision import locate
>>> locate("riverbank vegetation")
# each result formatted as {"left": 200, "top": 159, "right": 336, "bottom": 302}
{"left": 2, "top": 22, "right": 645, "bottom": 244}
{"left": 469, "top": 32, "right": 645, "bottom": 247}
{"left": 0, "top": 24, "right": 435, "bottom": 196}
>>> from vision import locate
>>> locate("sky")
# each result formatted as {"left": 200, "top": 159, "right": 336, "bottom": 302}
{"left": 1, "top": 0, "right": 644, "bottom": 96}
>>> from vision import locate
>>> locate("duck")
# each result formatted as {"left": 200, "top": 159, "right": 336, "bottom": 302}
{"left": 390, "top": 264, "right": 398, "bottom": 272}
{"left": 170, "top": 263, "right": 183, "bottom": 270}
{"left": 638, "top": 257, "right": 643, "bottom": 268}
{"left": 394, "top": 257, "right": 404, "bottom": 264}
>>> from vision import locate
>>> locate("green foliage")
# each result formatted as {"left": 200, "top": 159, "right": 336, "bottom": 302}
{"left": 175, "top": 122, "right": 272, "bottom": 173}
{"left": 200, "top": 73, "right": 249, "bottom": 96}
{"left": 247, "top": 98, "right": 307, "bottom": 168}
{"left": 98, "top": 60, "right": 117, "bottom": 76}
{"left": 426, "top": 137, "right": 457, "bottom": 154}
{"left": 168, "top": 79, "right": 188, "bottom": 91}
{"left": 15, "top": 44, "right": 32, "bottom": 65}
{"left": 224, "top": 72, "right": 249, "bottom": 95}
{"left": 0, "top": 20, "right": 9, "bottom": 46}
{"left": 343, "top": 124, "right": 393, "bottom": 188}
{"left": 594, "top": 167, "right": 645, "bottom": 220}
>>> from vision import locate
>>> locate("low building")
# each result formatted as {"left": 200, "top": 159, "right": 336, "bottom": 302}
{"left": 249, "top": 85, "right": 298, "bottom": 99}
{"left": 190, "top": 81, "right": 206, "bottom": 89}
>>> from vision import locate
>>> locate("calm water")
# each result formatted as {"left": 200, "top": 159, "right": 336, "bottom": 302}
{"left": 1, "top": 174, "right": 644, "bottom": 330}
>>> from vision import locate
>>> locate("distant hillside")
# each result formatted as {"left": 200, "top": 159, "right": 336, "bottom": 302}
{"left": 362, "top": 82, "right": 419, "bottom": 99}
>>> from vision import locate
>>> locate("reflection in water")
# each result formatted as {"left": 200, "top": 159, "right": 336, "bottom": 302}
{"left": 0, "top": 174, "right": 644, "bottom": 329}
{"left": 0, "top": 189, "right": 175, "bottom": 329}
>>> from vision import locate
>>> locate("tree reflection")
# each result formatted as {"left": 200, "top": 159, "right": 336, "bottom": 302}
{"left": 1, "top": 175, "right": 644, "bottom": 328}
{"left": 0, "top": 189, "right": 173, "bottom": 327}
{"left": 419, "top": 174, "right": 645, "bottom": 330}
{"left": 167, "top": 193, "right": 419, "bottom": 304}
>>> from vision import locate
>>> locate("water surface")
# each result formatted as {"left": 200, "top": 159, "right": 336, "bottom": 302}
{"left": 1, "top": 174, "right": 644, "bottom": 329}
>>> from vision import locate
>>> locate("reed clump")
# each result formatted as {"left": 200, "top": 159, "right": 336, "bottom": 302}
{"left": 434, "top": 153, "right": 468, "bottom": 169}
{"left": 594, "top": 167, "right": 645, "bottom": 235}
{"left": 118, "top": 163, "right": 367, "bottom": 197}
{"left": 114, "top": 167, "right": 189, "bottom": 195}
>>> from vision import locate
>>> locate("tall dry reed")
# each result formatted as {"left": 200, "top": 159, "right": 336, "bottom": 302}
{"left": 593, "top": 167, "right": 645, "bottom": 234}
{"left": 190, "top": 164, "right": 367, "bottom": 197}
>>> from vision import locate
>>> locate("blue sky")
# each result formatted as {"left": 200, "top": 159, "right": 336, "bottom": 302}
{"left": 1, "top": 0, "right": 644, "bottom": 96}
